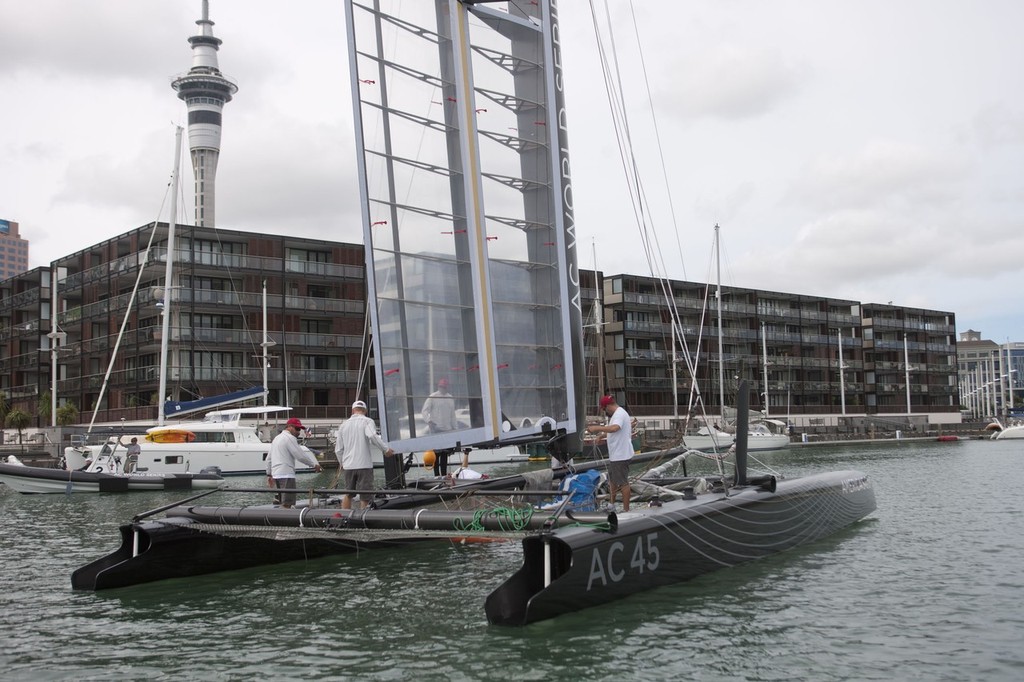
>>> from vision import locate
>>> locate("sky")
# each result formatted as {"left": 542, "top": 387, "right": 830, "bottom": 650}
{"left": 2, "top": 0, "right": 1022, "bottom": 342}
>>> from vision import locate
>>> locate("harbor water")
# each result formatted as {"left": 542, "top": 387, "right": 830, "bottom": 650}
{"left": 1, "top": 438, "right": 1022, "bottom": 681}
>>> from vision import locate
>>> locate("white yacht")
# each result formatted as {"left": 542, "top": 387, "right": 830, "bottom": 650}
{"left": 63, "top": 406, "right": 319, "bottom": 476}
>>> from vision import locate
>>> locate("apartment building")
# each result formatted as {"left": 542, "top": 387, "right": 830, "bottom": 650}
{"left": 0, "top": 223, "right": 369, "bottom": 426}
{"left": 600, "top": 273, "right": 959, "bottom": 427}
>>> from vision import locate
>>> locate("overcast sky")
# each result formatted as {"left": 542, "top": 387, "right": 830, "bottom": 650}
{"left": 2, "top": 0, "right": 1022, "bottom": 342}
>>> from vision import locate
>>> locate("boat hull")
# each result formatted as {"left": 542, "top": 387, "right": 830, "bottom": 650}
{"left": 0, "top": 462, "right": 222, "bottom": 494}
{"left": 682, "top": 432, "right": 790, "bottom": 452}
{"left": 64, "top": 441, "right": 317, "bottom": 476}
{"left": 484, "top": 469, "right": 876, "bottom": 625}
{"left": 71, "top": 517, "right": 434, "bottom": 590}
{"left": 994, "top": 425, "right": 1024, "bottom": 440}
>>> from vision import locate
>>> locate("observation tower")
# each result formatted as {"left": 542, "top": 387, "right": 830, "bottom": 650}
{"left": 171, "top": 0, "right": 237, "bottom": 227}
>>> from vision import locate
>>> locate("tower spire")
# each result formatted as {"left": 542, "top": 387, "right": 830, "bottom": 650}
{"left": 171, "top": 0, "right": 237, "bottom": 227}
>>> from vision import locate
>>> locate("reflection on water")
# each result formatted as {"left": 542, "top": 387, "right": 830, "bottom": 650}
{"left": 2, "top": 439, "right": 1023, "bottom": 680}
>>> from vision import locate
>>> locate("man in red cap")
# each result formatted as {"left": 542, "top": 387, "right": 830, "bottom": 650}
{"left": 586, "top": 394, "right": 633, "bottom": 511}
{"left": 266, "top": 416, "right": 322, "bottom": 508}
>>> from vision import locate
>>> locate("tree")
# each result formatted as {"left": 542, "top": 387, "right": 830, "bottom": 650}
{"left": 38, "top": 390, "right": 52, "bottom": 426}
{"left": 56, "top": 403, "right": 79, "bottom": 426}
{"left": 5, "top": 409, "right": 32, "bottom": 448}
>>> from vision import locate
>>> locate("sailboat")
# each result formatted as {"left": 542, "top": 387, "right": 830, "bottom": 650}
{"left": 72, "top": 0, "right": 874, "bottom": 624}
{"left": 62, "top": 132, "right": 314, "bottom": 477}
{"left": 681, "top": 226, "right": 789, "bottom": 453}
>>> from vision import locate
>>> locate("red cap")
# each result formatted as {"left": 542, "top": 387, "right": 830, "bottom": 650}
{"left": 286, "top": 417, "right": 305, "bottom": 430}
{"left": 438, "top": 378, "right": 449, "bottom": 387}
{"left": 599, "top": 395, "right": 616, "bottom": 408}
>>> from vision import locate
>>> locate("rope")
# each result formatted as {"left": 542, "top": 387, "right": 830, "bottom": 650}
{"left": 451, "top": 507, "right": 534, "bottom": 533}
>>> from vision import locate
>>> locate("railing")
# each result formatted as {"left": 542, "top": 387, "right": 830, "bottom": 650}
{"left": 0, "top": 288, "right": 41, "bottom": 312}
{"left": 62, "top": 247, "right": 365, "bottom": 291}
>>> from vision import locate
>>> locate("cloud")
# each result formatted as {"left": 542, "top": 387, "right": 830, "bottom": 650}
{"left": 659, "top": 44, "right": 807, "bottom": 121}
{"left": 787, "top": 140, "right": 967, "bottom": 212}
{"left": 0, "top": 0, "right": 183, "bottom": 80}
{"left": 971, "top": 103, "right": 1024, "bottom": 149}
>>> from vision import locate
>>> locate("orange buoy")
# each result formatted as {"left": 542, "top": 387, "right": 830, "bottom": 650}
{"left": 422, "top": 450, "right": 436, "bottom": 468}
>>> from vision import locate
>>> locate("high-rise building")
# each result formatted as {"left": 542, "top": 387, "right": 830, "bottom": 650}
{"left": 171, "top": 0, "right": 237, "bottom": 227}
{"left": 0, "top": 219, "right": 30, "bottom": 280}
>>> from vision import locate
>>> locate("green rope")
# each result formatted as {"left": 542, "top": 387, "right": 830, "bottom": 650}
{"left": 452, "top": 506, "right": 535, "bottom": 532}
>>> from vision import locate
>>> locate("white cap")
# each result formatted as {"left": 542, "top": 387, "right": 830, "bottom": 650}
{"left": 352, "top": 400, "right": 367, "bottom": 410}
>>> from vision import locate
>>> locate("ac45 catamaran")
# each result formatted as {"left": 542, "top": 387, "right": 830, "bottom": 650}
{"left": 73, "top": 0, "right": 874, "bottom": 625}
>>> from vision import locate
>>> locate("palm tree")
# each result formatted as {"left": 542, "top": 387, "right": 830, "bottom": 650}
{"left": 57, "top": 403, "right": 79, "bottom": 426}
{"left": 38, "top": 390, "right": 52, "bottom": 426}
{"left": 5, "top": 409, "right": 32, "bottom": 449}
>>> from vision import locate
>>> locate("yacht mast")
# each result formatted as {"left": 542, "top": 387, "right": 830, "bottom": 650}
{"left": 715, "top": 224, "right": 725, "bottom": 423}
{"left": 761, "top": 321, "right": 769, "bottom": 418}
{"left": 157, "top": 127, "right": 183, "bottom": 426}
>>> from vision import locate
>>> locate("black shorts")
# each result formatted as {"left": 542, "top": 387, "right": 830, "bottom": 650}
{"left": 273, "top": 477, "right": 297, "bottom": 506}
{"left": 344, "top": 468, "right": 375, "bottom": 501}
{"left": 607, "top": 460, "right": 630, "bottom": 486}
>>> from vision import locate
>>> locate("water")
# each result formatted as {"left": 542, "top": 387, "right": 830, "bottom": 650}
{"left": 2, "top": 439, "right": 1023, "bottom": 681}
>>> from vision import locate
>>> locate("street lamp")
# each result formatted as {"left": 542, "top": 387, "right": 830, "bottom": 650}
{"left": 40, "top": 329, "right": 67, "bottom": 427}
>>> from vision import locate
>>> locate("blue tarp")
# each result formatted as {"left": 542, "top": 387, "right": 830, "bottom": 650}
{"left": 540, "top": 469, "right": 602, "bottom": 512}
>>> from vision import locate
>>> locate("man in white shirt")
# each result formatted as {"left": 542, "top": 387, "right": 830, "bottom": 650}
{"left": 266, "top": 417, "right": 322, "bottom": 508}
{"left": 335, "top": 400, "right": 393, "bottom": 509}
{"left": 585, "top": 395, "right": 633, "bottom": 511}
{"left": 422, "top": 378, "right": 458, "bottom": 475}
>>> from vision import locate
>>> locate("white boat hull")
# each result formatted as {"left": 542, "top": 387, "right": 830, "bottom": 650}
{"left": 64, "top": 441, "right": 295, "bottom": 476}
{"left": 64, "top": 407, "right": 319, "bottom": 476}
{"left": 0, "top": 462, "right": 223, "bottom": 494}
{"left": 994, "top": 424, "right": 1024, "bottom": 440}
{"left": 682, "top": 428, "right": 791, "bottom": 452}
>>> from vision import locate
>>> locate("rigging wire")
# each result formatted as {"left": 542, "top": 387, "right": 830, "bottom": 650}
{"left": 86, "top": 178, "right": 172, "bottom": 433}
{"left": 588, "top": 0, "right": 753, "bottom": 443}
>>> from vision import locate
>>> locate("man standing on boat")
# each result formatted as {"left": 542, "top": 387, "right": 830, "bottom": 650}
{"left": 124, "top": 437, "right": 141, "bottom": 474}
{"left": 422, "top": 378, "right": 458, "bottom": 476}
{"left": 586, "top": 395, "right": 633, "bottom": 511}
{"left": 335, "top": 400, "right": 393, "bottom": 509}
{"left": 266, "top": 417, "right": 322, "bottom": 508}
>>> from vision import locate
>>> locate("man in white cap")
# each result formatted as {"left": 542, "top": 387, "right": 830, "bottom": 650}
{"left": 266, "top": 417, "right": 322, "bottom": 508}
{"left": 335, "top": 400, "right": 393, "bottom": 509}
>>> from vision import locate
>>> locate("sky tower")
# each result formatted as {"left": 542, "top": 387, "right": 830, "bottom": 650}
{"left": 171, "top": 0, "right": 237, "bottom": 227}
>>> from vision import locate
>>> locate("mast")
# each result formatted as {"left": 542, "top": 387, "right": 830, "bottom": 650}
{"left": 260, "top": 279, "right": 276, "bottom": 407}
{"left": 1007, "top": 337, "right": 1015, "bottom": 417}
{"left": 593, "top": 240, "right": 604, "bottom": 404}
{"left": 761, "top": 321, "right": 769, "bottom": 419}
{"left": 715, "top": 224, "right": 725, "bottom": 422}
{"left": 838, "top": 328, "right": 846, "bottom": 416}
{"left": 157, "top": 127, "right": 183, "bottom": 426}
{"left": 672, "top": 321, "right": 678, "bottom": 424}
{"left": 47, "top": 267, "right": 61, "bottom": 427}
{"left": 903, "top": 332, "right": 911, "bottom": 416}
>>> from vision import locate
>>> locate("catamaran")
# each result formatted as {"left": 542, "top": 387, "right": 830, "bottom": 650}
{"left": 73, "top": 0, "right": 875, "bottom": 625}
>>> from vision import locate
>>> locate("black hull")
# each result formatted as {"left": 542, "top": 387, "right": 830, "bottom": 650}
{"left": 71, "top": 466, "right": 875, "bottom": 627}
{"left": 484, "top": 470, "right": 876, "bottom": 625}
{"left": 71, "top": 505, "right": 616, "bottom": 591}
{"left": 71, "top": 517, "right": 436, "bottom": 590}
